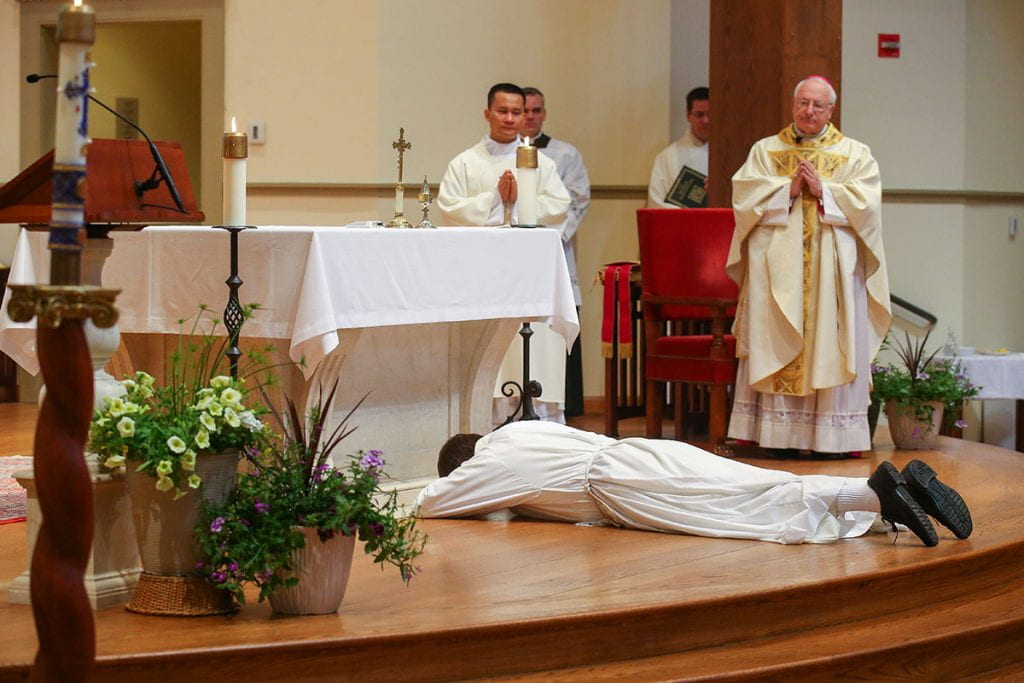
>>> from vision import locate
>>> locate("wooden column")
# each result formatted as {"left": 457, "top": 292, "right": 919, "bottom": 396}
{"left": 707, "top": 0, "right": 842, "bottom": 208}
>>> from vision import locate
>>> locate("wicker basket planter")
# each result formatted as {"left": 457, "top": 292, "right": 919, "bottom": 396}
{"left": 125, "top": 450, "right": 239, "bottom": 615}
{"left": 885, "top": 400, "right": 944, "bottom": 450}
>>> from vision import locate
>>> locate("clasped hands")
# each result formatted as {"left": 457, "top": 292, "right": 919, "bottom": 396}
{"left": 789, "top": 160, "right": 822, "bottom": 199}
{"left": 498, "top": 170, "right": 518, "bottom": 204}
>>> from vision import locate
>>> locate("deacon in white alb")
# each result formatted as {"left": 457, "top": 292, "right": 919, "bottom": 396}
{"left": 647, "top": 86, "right": 710, "bottom": 208}
{"left": 520, "top": 86, "right": 590, "bottom": 417}
{"left": 415, "top": 421, "right": 973, "bottom": 548}
{"left": 438, "top": 83, "right": 572, "bottom": 423}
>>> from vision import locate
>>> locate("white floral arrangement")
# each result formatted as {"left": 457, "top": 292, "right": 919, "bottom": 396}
{"left": 90, "top": 371, "right": 269, "bottom": 499}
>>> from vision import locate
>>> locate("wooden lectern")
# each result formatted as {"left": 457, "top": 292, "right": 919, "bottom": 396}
{"left": 0, "top": 138, "right": 204, "bottom": 228}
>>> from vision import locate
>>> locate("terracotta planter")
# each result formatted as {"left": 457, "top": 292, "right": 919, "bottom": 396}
{"left": 885, "top": 400, "right": 944, "bottom": 450}
{"left": 125, "top": 450, "right": 238, "bottom": 615}
{"left": 268, "top": 527, "right": 356, "bottom": 615}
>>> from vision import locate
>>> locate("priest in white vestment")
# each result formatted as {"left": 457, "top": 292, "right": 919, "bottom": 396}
{"left": 647, "top": 86, "right": 710, "bottom": 208}
{"left": 438, "top": 83, "right": 572, "bottom": 423}
{"left": 415, "top": 421, "right": 967, "bottom": 547}
{"left": 726, "top": 76, "right": 892, "bottom": 455}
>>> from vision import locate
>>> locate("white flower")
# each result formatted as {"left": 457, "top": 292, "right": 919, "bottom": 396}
{"left": 123, "top": 401, "right": 140, "bottom": 415}
{"left": 210, "top": 375, "right": 232, "bottom": 389}
{"left": 103, "top": 454, "right": 125, "bottom": 468}
{"left": 220, "top": 387, "right": 242, "bottom": 408}
{"left": 136, "top": 371, "right": 156, "bottom": 388}
{"left": 121, "top": 379, "right": 137, "bottom": 393}
{"left": 197, "top": 387, "right": 216, "bottom": 399}
{"left": 180, "top": 449, "right": 197, "bottom": 472}
{"left": 166, "top": 435, "right": 187, "bottom": 454}
{"left": 194, "top": 428, "right": 210, "bottom": 450}
{"left": 223, "top": 407, "right": 241, "bottom": 428}
{"left": 95, "top": 417, "right": 110, "bottom": 427}
{"left": 137, "top": 384, "right": 153, "bottom": 399}
{"left": 239, "top": 411, "right": 263, "bottom": 433}
{"left": 107, "top": 398, "right": 126, "bottom": 417}
{"left": 155, "top": 476, "right": 174, "bottom": 492}
{"left": 195, "top": 396, "right": 215, "bottom": 411}
{"left": 156, "top": 459, "right": 174, "bottom": 476}
{"left": 207, "top": 401, "right": 224, "bottom": 417}
{"left": 187, "top": 474, "right": 202, "bottom": 489}
{"left": 116, "top": 416, "right": 135, "bottom": 438}
{"left": 200, "top": 412, "right": 218, "bottom": 433}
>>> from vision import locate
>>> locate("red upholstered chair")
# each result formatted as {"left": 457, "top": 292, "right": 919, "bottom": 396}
{"left": 638, "top": 208, "right": 739, "bottom": 447}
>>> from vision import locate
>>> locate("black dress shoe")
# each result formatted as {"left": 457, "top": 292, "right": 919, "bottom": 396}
{"left": 868, "top": 461, "right": 939, "bottom": 547}
{"left": 902, "top": 459, "right": 973, "bottom": 539}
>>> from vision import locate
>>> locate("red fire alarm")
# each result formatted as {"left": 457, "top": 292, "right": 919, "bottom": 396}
{"left": 878, "top": 33, "right": 901, "bottom": 58}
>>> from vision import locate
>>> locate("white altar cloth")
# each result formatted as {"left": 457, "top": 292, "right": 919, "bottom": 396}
{"left": 1, "top": 226, "right": 578, "bottom": 480}
{"left": 935, "top": 351, "right": 1024, "bottom": 401}
{"left": 1, "top": 226, "right": 578, "bottom": 376}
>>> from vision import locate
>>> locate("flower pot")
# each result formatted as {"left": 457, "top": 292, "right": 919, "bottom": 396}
{"left": 885, "top": 400, "right": 944, "bottom": 450}
{"left": 268, "top": 527, "right": 356, "bottom": 615}
{"left": 125, "top": 450, "right": 238, "bottom": 615}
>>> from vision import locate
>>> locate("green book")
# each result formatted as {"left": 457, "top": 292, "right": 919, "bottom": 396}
{"left": 665, "top": 165, "right": 708, "bottom": 208}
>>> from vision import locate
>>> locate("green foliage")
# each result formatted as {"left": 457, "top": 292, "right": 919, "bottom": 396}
{"left": 871, "top": 331, "right": 980, "bottom": 431}
{"left": 88, "top": 305, "right": 282, "bottom": 498}
{"left": 195, "top": 383, "right": 427, "bottom": 606}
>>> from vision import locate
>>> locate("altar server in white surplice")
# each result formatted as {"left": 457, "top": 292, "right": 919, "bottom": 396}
{"left": 726, "top": 76, "right": 891, "bottom": 456}
{"left": 647, "top": 86, "right": 710, "bottom": 208}
{"left": 438, "top": 83, "right": 572, "bottom": 424}
{"left": 415, "top": 421, "right": 969, "bottom": 548}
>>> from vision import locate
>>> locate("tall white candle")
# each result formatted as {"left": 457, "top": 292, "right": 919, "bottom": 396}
{"left": 223, "top": 116, "right": 248, "bottom": 226}
{"left": 516, "top": 136, "right": 539, "bottom": 226}
{"left": 50, "top": 0, "right": 95, "bottom": 267}
{"left": 394, "top": 185, "right": 404, "bottom": 217}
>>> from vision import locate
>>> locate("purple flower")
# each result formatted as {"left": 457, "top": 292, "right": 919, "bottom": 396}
{"left": 255, "top": 499, "right": 270, "bottom": 514}
{"left": 210, "top": 516, "right": 225, "bottom": 533}
{"left": 359, "top": 451, "right": 385, "bottom": 473}
{"left": 241, "top": 518, "right": 251, "bottom": 527}
{"left": 194, "top": 561, "right": 206, "bottom": 571}
{"left": 370, "top": 522, "right": 385, "bottom": 537}
{"left": 912, "top": 426, "right": 922, "bottom": 438}
{"left": 955, "top": 419, "right": 968, "bottom": 429}
{"left": 229, "top": 562, "right": 239, "bottom": 572}
{"left": 915, "top": 371, "right": 930, "bottom": 381}
{"left": 211, "top": 571, "right": 227, "bottom": 583}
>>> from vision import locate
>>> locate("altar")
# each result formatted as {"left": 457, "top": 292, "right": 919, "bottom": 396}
{"left": 1, "top": 226, "right": 578, "bottom": 481}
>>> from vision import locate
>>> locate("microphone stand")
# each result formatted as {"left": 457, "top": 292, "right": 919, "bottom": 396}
{"left": 26, "top": 73, "right": 187, "bottom": 213}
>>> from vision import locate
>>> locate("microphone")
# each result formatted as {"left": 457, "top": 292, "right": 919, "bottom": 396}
{"left": 26, "top": 73, "right": 186, "bottom": 213}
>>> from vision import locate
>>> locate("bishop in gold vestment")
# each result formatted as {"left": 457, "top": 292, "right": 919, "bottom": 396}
{"left": 726, "top": 77, "right": 891, "bottom": 454}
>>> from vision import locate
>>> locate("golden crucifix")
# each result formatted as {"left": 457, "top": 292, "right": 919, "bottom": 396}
{"left": 387, "top": 127, "right": 413, "bottom": 227}
{"left": 392, "top": 128, "right": 411, "bottom": 183}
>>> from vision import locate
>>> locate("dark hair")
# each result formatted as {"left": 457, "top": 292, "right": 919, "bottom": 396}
{"left": 686, "top": 86, "right": 709, "bottom": 113}
{"left": 522, "top": 86, "right": 544, "bottom": 99}
{"left": 487, "top": 82, "right": 526, "bottom": 108}
{"left": 437, "top": 433, "right": 483, "bottom": 477}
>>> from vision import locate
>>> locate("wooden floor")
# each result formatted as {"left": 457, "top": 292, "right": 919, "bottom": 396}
{"left": 1, "top": 403, "right": 1023, "bottom": 681}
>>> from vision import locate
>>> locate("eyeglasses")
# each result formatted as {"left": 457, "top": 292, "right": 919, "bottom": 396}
{"left": 795, "top": 98, "right": 831, "bottom": 113}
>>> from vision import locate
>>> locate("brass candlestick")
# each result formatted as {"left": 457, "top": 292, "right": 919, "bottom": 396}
{"left": 416, "top": 176, "right": 435, "bottom": 229}
{"left": 386, "top": 127, "right": 413, "bottom": 228}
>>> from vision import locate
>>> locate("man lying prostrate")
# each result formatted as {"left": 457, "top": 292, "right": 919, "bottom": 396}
{"left": 414, "top": 421, "right": 972, "bottom": 547}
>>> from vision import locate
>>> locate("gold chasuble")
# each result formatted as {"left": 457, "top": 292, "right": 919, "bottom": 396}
{"left": 727, "top": 125, "right": 891, "bottom": 401}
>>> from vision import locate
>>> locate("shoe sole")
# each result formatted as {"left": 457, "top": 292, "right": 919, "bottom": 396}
{"left": 868, "top": 461, "right": 939, "bottom": 547}
{"left": 903, "top": 460, "right": 973, "bottom": 539}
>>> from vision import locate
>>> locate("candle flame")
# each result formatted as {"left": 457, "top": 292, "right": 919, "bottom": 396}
{"left": 74, "top": 0, "right": 83, "bottom": 6}
{"left": 230, "top": 116, "right": 237, "bottom": 133}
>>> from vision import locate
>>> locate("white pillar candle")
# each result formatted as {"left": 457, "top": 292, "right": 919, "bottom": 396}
{"left": 394, "top": 185, "right": 404, "bottom": 217}
{"left": 516, "top": 137, "right": 539, "bottom": 226}
{"left": 223, "top": 116, "right": 248, "bottom": 226}
{"left": 50, "top": 0, "right": 94, "bottom": 262}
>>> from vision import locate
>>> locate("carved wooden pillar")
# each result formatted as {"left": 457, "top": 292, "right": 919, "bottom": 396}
{"left": 708, "top": 0, "right": 842, "bottom": 208}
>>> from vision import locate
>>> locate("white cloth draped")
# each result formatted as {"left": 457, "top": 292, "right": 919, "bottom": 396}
{"left": 539, "top": 136, "right": 590, "bottom": 305}
{"left": 415, "top": 421, "right": 876, "bottom": 544}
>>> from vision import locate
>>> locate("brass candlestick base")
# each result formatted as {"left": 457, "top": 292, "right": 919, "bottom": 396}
{"left": 386, "top": 215, "right": 413, "bottom": 228}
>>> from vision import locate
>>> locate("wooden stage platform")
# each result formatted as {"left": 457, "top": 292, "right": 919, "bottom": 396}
{"left": 1, "top": 403, "right": 1022, "bottom": 681}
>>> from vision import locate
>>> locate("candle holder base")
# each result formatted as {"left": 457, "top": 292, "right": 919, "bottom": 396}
{"left": 386, "top": 215, "right": 413, "bottom": 228}
{"left": 415, "top": 219, "right": 437, "bottom": 229}
{"left": 511, "top": 223, "right": 544, "bottom": 229}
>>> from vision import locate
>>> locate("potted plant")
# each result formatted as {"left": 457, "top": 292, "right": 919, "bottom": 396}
{"left": 88, "top": 305, "right": 280, "bottom": 614}
{"left": 195, "top": 382, "right": 427, "bottom": 614}
{"left": 870, "top": 331, "right": 979, "bottom": 450}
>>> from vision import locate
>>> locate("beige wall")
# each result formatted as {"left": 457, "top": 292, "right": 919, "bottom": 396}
{"left": 1, "top": 0, "right": 22, "bottom": 263}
